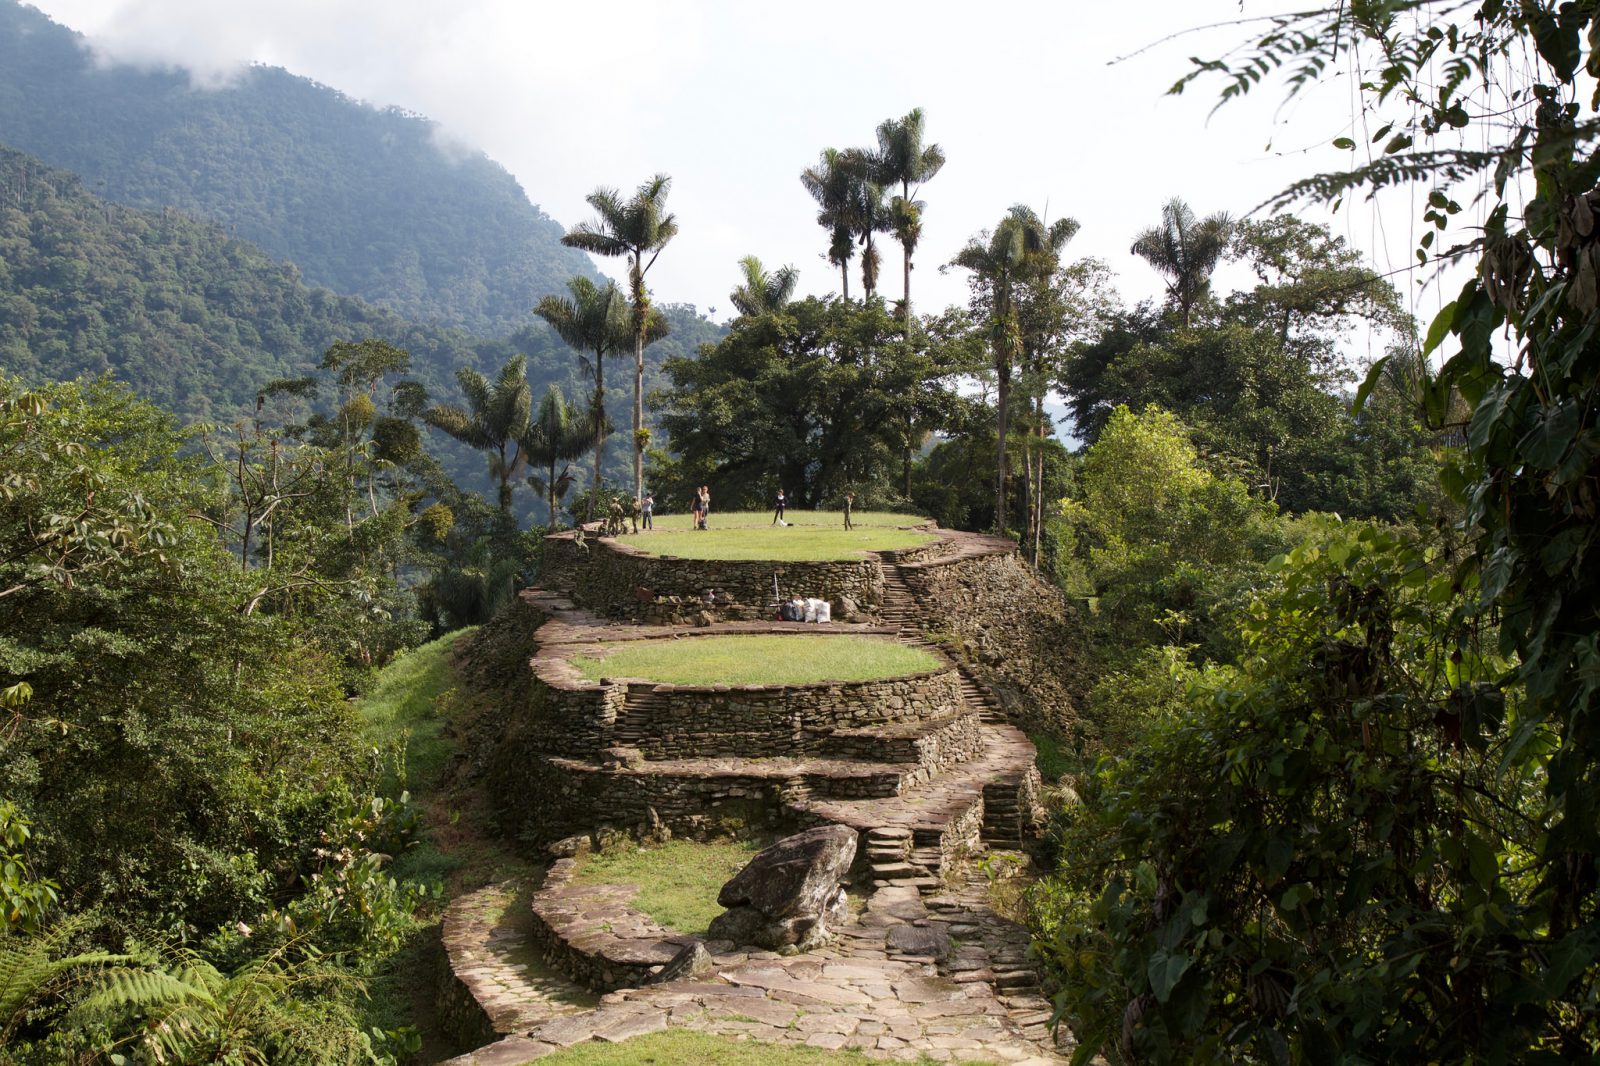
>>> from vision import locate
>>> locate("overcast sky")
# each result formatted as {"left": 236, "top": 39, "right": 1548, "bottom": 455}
{"left": 29, "top": 0, "right": 1446, "bottom": 356}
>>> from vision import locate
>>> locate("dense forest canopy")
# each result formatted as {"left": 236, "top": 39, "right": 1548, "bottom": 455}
{"left": 0, "top": 0, "right": 599, "bottom": 335}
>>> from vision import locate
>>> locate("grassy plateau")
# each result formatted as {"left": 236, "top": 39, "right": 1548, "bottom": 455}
{"left": 571, "top": 837, "right": 767, "bottom": 934}
{"left": 614, "top": 510, "right": 935, "bottom": 561}
{"left": 569, "top": 633, "right": 940, "bottom": 687}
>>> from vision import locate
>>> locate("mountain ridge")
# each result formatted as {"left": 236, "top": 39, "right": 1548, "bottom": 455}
{"left": 0, "top": 0, "right": 600, "bottom": 336}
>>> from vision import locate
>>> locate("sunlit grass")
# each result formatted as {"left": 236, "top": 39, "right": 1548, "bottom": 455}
{"left": 357, "top": 627, "right": 473, "bottom": 792}
{"left": 617, "top": 510, "right": 935, "bottom": 561}
{"left": 569, "top": 634, "right": 940, "bottom": 686}
{"left": 571, "top": 838, "right": 766, "bottom": 934}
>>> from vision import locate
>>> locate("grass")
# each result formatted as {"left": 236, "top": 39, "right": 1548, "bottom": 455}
{"left": 520, "top": 1031, "right": 994, "bottom": 1065}
{"left": 570, "top": 838, "right": 767, "bottom": 934}
{"left": 1030, "top": 731, "right": 1074, "bottom": 783}
{"left": 357, "top": 627, "right": 475, "bottom": 793}
{"left": 617, "top": 510, "right": 936, "bottom": 561}
{"left": 570, "top": 634, "right": 940, "bottom": 687}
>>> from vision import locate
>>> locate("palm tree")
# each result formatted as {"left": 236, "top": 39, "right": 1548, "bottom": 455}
{"left": 1130, "top": 197, "right": 1234, "bottom": 327}
{"left": 534, "top": 276, "right": 632, "bottom": 492}
{"left": 951, "top": 205, "right": 1079, "bottom": 533}
{"left": 422, "top": 355, "right": 533, "bottom": 514}
{"left": 523, "top": 384, "right": 597, "bottom": 525}
{"left": 875, "top": 108, "right": 946, "bottom": 323}
{"left": 729, "top": 255, "right": 800, "bottom": 317}
{"left": 800, "top": 149, "right": 859, "bottom": 300}
{"left": 841, "top": 148, "right": 891, "bottom": 299}
{"left": 561, "top": 175, "right": 679, "bottom": 501}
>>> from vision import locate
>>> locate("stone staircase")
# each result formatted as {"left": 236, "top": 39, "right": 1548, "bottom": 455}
{"left": 876, "top": 558, "right": 920, "bottom": 634}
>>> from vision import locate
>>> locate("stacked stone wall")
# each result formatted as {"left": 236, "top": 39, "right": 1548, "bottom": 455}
{"left": 611, "top": 669, "right": 963, "bottom": 760}
{"left": 489, "top": 754, "right": 797, "bottom": 845}
{"left": 542, "top": 534, "right": 884, "bottom": 619}
{"left": 900, "top": 545, "right": 1087, "bottom": 739}
{"left": 528, "top": 859, "right": 691, "bottom": 992}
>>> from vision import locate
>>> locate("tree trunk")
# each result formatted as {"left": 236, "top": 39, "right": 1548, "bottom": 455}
{"left": 840, "top": 260, "right": 850, "bottom": 301}
{"left": 1033, "top": 422, "right": 1046, "bottom": 566}
{"left": 632, "top": 269, "right": 646, "bottom": 502}
{"left": 902, "top": 248, "right": 912, "bottom": 326}
{"left": 994, "top": 357, "right": 1010, "bottom": 536}
{"left": 903, "top": 433, "right": 913, "bottom": 500}
{"left": 592, "top": 346, "right": 606, "bottom": 494}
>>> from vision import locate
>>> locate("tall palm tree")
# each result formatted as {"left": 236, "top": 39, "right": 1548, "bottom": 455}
{"left": 534, "top": 276, "right": 632, "bottom": 491}
{"left": 523, "top": 384, "right": 597, "bottom": 525}
{"left": 951, "top": 205, "right": 1078, "bottom": 534}
{"left": 422, "top": 355, "right": 533, "bottom": 514}
{"left": 729, "top": 255, "right": 800, "bottom": 317}
{"left": 561, "top": 174, "right": 679, "bottom": 501}
{"left": 800, "top": 149, "right": 859, "bottom": 300}
{"left": 1130, "top": 197, "right": 1234, "bottom": 327}
{"left": 875, "top": 108, "right": 946, "bottom": 323}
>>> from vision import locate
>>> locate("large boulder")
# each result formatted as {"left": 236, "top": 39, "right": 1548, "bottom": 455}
{"left": 707, "top": 825, "right": 858, "bottom": 950}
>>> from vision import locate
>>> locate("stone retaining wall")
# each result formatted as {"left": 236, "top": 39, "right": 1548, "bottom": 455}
{"left": 610, "top": 668, "right": 964, "bottom": 761}
{"left": 900, "top": 544, "right": 1088, "bottom": 739}
{"left": 491, "top": 755, "right": 797, "bottom": 845}
{"left": 542, "top": 533, "right": 885, "bottom": 619}
{"left": 435, "top": 897, "right": 503, "bottom": 1052}
{"left": 820, "top": 710, "right": 982, "bottom": 767}
{"left": 528, "top": 858, "right": 695, "bottom": 992}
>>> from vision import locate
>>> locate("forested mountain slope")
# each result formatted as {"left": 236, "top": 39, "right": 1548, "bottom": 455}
{"left": 0, "top": 145, "right": 722, "bottom": 504}
{"left": 0, "top": 0, "right": 598, "bottom": 335}
{"left": 0, "top": 145, "right": 517, "bottom": 418}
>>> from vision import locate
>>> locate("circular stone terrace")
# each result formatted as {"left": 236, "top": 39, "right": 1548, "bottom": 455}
{"left": 445, "top": 524, "right": 1066, "bottom": 1063}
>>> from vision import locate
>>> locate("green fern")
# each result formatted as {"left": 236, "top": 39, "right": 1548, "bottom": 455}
{"left": 0, "top": 920, "right": 137, "bottom": 1042}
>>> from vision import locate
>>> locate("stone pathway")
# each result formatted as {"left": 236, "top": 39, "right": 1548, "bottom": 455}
{"left": 440, "top": 862, "right": 1071, "bottom": 1066}
{"left": 437, "top": 883, "right": 597, "bottom": 1048}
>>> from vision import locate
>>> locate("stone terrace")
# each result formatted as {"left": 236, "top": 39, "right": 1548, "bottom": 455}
{"left": 447, "top": 525, "right": 1072, "bottom": 1063}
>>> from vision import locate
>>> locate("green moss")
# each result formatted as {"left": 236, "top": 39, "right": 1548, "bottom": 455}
{"left": 570, "top": 838, "right": 766, "bottom": 934}
{"left": 620, "top": 510, "right": 935, "bottom": 561}
{"left": 570, "top": 634, "right": 940, "bottom": 687}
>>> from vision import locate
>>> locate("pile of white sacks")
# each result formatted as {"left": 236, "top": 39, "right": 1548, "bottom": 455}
{"left": 778, "top": 596, "right": 831, "bottom": 623}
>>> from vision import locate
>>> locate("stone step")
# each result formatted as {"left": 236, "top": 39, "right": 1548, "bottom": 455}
{"left": 873, "top": 875, "right": 943, "bottom": 892}
{"left": 866, "top": 826, "right": 914, "bottom": 842}
{"left": 870, "top": 862, "right": 924, "bottom": 880}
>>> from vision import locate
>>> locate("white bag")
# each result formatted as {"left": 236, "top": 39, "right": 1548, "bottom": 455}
{"left": 814, "top": 600, "right": 831, "bottom": 623}
{"left": 804, "top": 597, "right": 825, "bottom": 623}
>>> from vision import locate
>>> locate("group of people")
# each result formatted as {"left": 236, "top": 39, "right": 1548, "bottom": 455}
{"left": 593, "top": 485, "right": 857, "bottom": 535}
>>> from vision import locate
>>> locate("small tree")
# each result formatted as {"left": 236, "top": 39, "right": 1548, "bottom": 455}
{"left": 422, "top": 355, "right": 534, "bottom": 514}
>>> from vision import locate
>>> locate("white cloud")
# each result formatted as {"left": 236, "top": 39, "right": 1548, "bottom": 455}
{"left": 28, "top": 0, "right": 1450, "bottom": 332}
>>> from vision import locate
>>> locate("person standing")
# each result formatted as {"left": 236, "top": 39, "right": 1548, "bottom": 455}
{"left": 773, "top": 487, "right": 787, "bottom": 525}
{"left": 691, "top": 487, "right": 704, "bottom": 530}
{"left": 702, "top": 485, "right": 712, "bottom": 529}
{"left": 843, "top": 491, "right": 854, "bottom": 530}
{"left": 641, "top": 492, "right": 654, "bottom": 530}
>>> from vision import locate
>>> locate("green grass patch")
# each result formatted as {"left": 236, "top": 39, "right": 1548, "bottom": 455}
{"left": 357, "top": 628, "right": 474, "bottom": 793}
{"left": 524, "top": 1030, "right": 988, "bottom": 1065}
{"left": 1030, "top": 731, "right": 1074, "bottom": 783}
{"left": 620, "top": 510, "right": 935, "bottom": 561}
{"left": 570, "top": 634, "right": 940, "bottom": 687}
{"left": 571, "top": 838, "right": 766, "bottom": 934}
